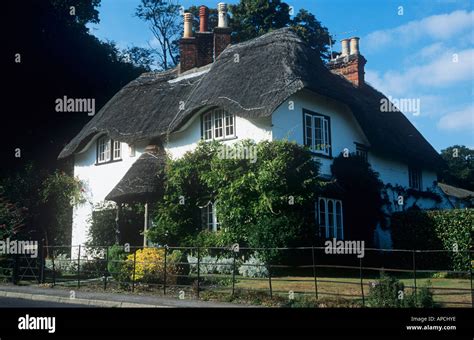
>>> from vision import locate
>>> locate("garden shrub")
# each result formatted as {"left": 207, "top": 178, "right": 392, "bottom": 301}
{"left": 187, "top": 254, "right": 237, "bottom": 275}
{"left": 124, "top": 248, "right": 182, "bottom": 285}
{"left": 238, "top": 253, "right": 269, "bottom": 278}
{"left": 391, "top": 209, "right": 473, "bottom": 271}
{"left": 45, "top": 253, "right": 78, "bottom": 276}
{"left": 107, "top": 244, "right": 128, "bottom": 281}
{"left": 149, "top": 140, "right": 320, "bottom": 249}
{"left": 367, "top": 273, "right": 435, "bottom": 308}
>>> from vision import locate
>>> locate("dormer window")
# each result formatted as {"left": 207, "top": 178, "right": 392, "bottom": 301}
{"left": 303, "top": 109, "right": 331, "bottom": 157}
{"left": 96, "top": 136, "right": 122, "bottom": 164}
{"left": 202, "top": 108, "right": 235, "bottom": 141}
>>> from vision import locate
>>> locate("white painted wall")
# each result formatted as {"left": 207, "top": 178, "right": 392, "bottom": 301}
{"left": 272, "top": 90, "right": 370, "bottom": 176}
{"left": 165, "top": 112, "right": 272, "bottom": 159}
{"left": 71, "top": 135, "right": 145, "bottom": 248}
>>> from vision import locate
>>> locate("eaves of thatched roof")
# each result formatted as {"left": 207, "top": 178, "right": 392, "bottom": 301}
{"left": 104, "top": 150, "right": 166, "bottom": 203}
{"left": 58, "top": 28, "right": 442, "bottom": 170}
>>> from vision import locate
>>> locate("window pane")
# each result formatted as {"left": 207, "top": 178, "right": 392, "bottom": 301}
{"left": 327, "top": 200, "right": 334, "bottom": 238}
{"left": 305, "top": 115, "right": 313, "bottom": 148}
{"left": 225, "top": 112, "right": 234, "bottom": 137}
{"left": 113, "top": 140, "right": 121, "bottom": 159}
{"left": 203, "top": 113, "right": 213, "bottom": 140}
{"left": 214, "top": 110, "right": 223, "bottom": 138}
{"left": 336, "top": 201, "right": 343, "bottom": 239}
{"left": 323, "top": 119, "right": 329, "bottom": 155}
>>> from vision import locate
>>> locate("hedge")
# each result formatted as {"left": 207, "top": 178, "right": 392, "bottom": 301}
{"left": 391, "top": 209, "right": 473, "bottom": 271}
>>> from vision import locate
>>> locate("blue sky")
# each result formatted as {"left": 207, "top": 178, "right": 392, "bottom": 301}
{"left": 87, "top": 0, "right": 473, "bottom": 152}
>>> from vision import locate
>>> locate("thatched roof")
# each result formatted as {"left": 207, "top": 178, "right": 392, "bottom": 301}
{"left": 58, "top": 28, "right": 442, "bottom": 170}
{"left": 438, "top": 183, "right": 474, "bottom": 200}
{"left": 105, "top": 150, "right": 166, "bottom": 203}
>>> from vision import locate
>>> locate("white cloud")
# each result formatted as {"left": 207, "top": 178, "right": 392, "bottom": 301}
{"left": 437, "top": 104, "right": 474, "bottom": 131}
{"left": 364, "top": 10, "right": 473, "bottom": 52}
{"left": 365, "top": 48, "right": 474, "bottom": 96}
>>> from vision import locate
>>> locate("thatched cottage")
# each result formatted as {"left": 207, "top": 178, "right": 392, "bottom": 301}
{"left": 59, "top": 4, "right": 459, "bottom": 249}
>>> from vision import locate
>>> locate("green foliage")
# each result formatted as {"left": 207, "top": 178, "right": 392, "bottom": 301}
{"left": 391, "top": 209, "right": 473, "bottom": 271}
{"left": 0, "top": 164, "right": 84, "bottom": 246}
{"left": 238, "top": 253, "right": 269, "bottom": 278}
{"left": 86, "top": 203, "right": 145, "bottom": 248}
{"left": 331, "top": 154, "right": 386, "bottom": 245}
{"left": 0, "top": 190, "right": 27, "bottom": 239}
{"left": 290, "top": 9, "right": 334, "bottom": 60}
{"left": 230, "top": 0, "right": 291, "bottom": 41}
{"left": 229, "top": 0, "right": 333, "bottom": 60}
{"left": 367, "top": 273, "right": 405, "bottom": 307}
{"left": 367, "top": 273, "right": 435, "bottom": 308}
{"left": 149, "top": 140, "right": 320, "bottom": 249}
{"left": 107, "top": 244, "right": 128, "bottom": 281}
{"left": 440, "top": 145, "right": 474, "bottom": 191}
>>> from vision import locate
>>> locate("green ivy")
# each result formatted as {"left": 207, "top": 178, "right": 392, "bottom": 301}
{"left": 391, "top": 209, "right": 473, "bottom": 271}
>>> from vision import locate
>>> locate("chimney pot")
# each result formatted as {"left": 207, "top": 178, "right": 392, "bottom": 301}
{"left": 183, "top": 12, "right": 193, "bottom": 38}
{"left": 217, "top": 2, "right": 228, "bottom": 28}
{"left": 341, "top": 39, "right": 350, "bottom": 57}
{"left": 199, "top": 6, "right": 209, "bottom": 32}
{"left": 350, "top": 37, "right": 360, "bottom": 55}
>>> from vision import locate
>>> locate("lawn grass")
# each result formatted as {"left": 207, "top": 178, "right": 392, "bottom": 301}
{"left": 234, "top": 275, "right": 472, "bottom": 307}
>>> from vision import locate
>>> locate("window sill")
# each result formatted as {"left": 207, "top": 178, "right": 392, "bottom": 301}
{"left": 203, "top": 135, "right": 238, "bottom": 142}
{"left": 95, "top": 158, "right": 123, "bottom": 166}
{"left": 310, "top": 152, "right": 333, "bottom": 160}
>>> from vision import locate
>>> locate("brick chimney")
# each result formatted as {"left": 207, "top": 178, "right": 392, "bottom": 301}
{"left": 195, "top": 6, "right": 213, "bottom": 67}
{"left": 179, "top": 3, "right": 231, "bottom": 73}
{"left": 179, "top": 13, "right": 197, "bottom": 73}
{"left": 214, "top": 2, "right": 231, "bottom": 59}
{"left": 328, "top": 37, "right": 366, "bottom": 87}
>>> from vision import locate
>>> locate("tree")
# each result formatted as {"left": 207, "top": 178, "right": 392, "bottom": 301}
{"left": 229, "top": 0, "right": 334, "bottom": 60}
{"left": 229, "top": 0, "right": 291, "bottom": 42}
{"left": 135, "top": 0, "right": 182, "bottom": 70}
{"left": 290, "top": 9, "right": 334, "bottom": 60}
{"left": 121, "top": 46, "right": 155, "bottom": 71}
{"left": 440, "top": 145, "right": 474, "bottom": 191}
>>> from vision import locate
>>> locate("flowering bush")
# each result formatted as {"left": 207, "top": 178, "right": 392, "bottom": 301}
{"left": 124, "top": 248, "right": 182, "bottom": 284}
{"left": 187, "top": 255, "right": 236, "bottom": 275}
{"left": 238, "top": 254, "right": 268, "bottom": 278}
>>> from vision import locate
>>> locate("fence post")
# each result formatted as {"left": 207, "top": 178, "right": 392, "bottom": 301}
{"left": 359, "top": 257, "right": 365, "bottom": 306}
{"left": 77, "top": 245, "right": 81, "bottom": 289}
{"left": 196, "top": 247, "right": 200, "bottom": 299}
{"left": 12, "top": 255, "right": 18, "bottom": 285}
{"left": 311, "top": 246, "right": 318, "bottom": 299}
{"left": 163, "top": 246, "right": 167, "bottom": 295}
{"left": 469, "top": 250, "right": 473, "bottom": 309}
{"left": 39, "top": 239, "right": 45, "bottom": 284}
{"left": 268, "top": 263, "right": 273, "bottom": 299}
{"left": 232, "top": 250, "right": 236, "bottom": 297}
{"left": 132, "top": 250, "right": 136, "bottom": 292}
{"left": 52, "top": 248, "right": 56, "bottom": 287}
{"left": 103, "top": 246, "right": 108, "bottom": 291}
{"left": 412, "top": 249, "right": 417, "bottom": 302}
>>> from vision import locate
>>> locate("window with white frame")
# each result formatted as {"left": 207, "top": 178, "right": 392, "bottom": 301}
{"left": 113, "top": 140, "right": 122, "bottom": 160}
{"left": 201, "top": 201, "right": 220, "bottom": 232}
{"left": 317, "top": 197, "right": 343, "bottom": 239}
{"left": 96, "top": 136, "right": 122, "bottom": 164}
{"left": 304, "top": 110, "right": 331, "bottom": 156}
{"left": 202, "top": 108, "right": 235, "bottom": 141}
{"left": 409, "top": 167, "right": 422, "bottom": 190}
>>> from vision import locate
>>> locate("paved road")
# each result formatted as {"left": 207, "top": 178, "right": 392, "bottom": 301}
{"left": 0, "top": 297, "right": 91, "bottom": 308}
